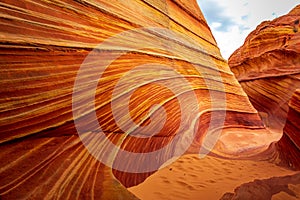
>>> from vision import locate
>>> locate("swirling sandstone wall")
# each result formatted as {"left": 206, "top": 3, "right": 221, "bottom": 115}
{"left": 229, "top": 5, "right": 300, "bottom": 132}
{"left": 229, "top": 5, "right": 300, "bottom": 170}
{"left": 1, "top": 0, "right": 266, "bottom": 198}
{"left": 276, "top": 89, "right": 300, "bottom": 170}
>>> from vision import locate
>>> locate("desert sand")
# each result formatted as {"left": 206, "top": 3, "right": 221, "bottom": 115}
{"left": 129, "top": 154, "right": 299, "bottom": 200}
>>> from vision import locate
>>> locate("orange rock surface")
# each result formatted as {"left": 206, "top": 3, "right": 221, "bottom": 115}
{"left": 229, "top": 5, "right": 300, "bottom": 132}
{"left": 276, "top": 89, "right": 300, "bottom": 170}
{"left": 228, "top": 5, "right": 300, "bottom": 171}
{"left": 1, "top": 0, "right": 269, "bottom": 198}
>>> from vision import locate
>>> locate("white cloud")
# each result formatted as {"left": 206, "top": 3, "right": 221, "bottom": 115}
{"left": 211, "top": 22, "right": 222, "bottom": 29}
{"left": 197, "top": 0, "right": 299, "bottom": 59}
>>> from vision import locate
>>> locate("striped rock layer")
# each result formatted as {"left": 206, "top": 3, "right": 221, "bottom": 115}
{"left": 276, "top": 89, "right": 300, "bottom": 170}
{"left": 229, "top": 5, "right": 300, "bottom": 132}
{"left": 1, "top": 0, "right": 265, "bottom": 198}
{"left": 229, "top": 5, "right": 300, "bottom": 170}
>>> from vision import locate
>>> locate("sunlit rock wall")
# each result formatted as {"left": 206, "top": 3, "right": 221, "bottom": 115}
{"left": 0, "top": 0, "right": 265, "bottom": 197}
{"left": 229, "top": 5, "right": 300, "bottom": 132}
{"left": 229, "top": 5, "right": 300, "bottom": 171}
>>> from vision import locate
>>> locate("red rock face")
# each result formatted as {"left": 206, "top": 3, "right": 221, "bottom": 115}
{"left": 229, "top": 5, "right": 300, "bottom": 170}
{"left": 276, "top": 89, "right": 300, "bottom": 170}
{"left": 1, "top": 0, "right": 267, "bottom": 198}
{"left": 229, "top": 5, "right": 300, "bottom": 132}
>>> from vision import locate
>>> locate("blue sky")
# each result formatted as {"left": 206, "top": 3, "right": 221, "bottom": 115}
{"left": 197, "top": 0, "right": 299, "bottom": 59}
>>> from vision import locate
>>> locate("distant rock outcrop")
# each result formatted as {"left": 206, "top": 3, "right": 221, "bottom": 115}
{"left": 1, "top": 0, "right": 267, "bottom": 198}
{"left": 229, "top": 5, "right": 300, "bottom": 170}
{"left": 229, "top": 5, "right": 300, "bottom": 132}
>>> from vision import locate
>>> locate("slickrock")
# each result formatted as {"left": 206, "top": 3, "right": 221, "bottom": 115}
{"left": 228, "top": 5, "right": 300, "bottom": 171}
{"left": 1, "top": 0, "right": 267, "bottom": 198}
{"left": 220, "top": 173, "right": 300, "bottom": 200}
{"left": 228, "top": 5, "right": 300, "bottom": 132}
{"left": 276, "top": 89, "right": 300, "bottom": 170}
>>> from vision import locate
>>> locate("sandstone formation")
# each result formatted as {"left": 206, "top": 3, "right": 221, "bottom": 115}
{"left": 220, "top": 173, "right": 300, "bottom": 200}
{"left": 229, "top": 5, "right": 300, "bottom": 132}
{"left": 276, "top": 89, "right": 300, "bottom": 170}
{"left": 1, "top": 0, "right": 267, "bottom": 198}
{"left": 228, "top": 5, "right": 300, "bottom": 171}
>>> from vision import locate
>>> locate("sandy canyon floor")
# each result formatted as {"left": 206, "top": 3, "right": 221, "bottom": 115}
{"left": 129, "top": 154, "right": 300, "bottom": 200}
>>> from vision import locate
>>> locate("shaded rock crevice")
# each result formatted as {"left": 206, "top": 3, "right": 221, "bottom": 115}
{"left": 220, "top": 173, "right": 300, "bottom": 200}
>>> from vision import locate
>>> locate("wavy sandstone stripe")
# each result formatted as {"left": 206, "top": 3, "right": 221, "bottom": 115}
{"left": 0, "top": 125, "right": 138, "bottom": 199}
{"left": 276, "top": 89, "right": 300, "bottom": 170}
{"left": 228, "top": 5, "right": 300, "bottom": 132}
{"left": 1, "top": 0, "right": 266, "bottom": 198}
